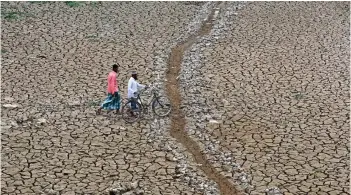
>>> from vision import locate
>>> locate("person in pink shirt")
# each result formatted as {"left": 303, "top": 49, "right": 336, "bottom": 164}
{"left": 96, "top": 64, "right": 121, "bottom": 114}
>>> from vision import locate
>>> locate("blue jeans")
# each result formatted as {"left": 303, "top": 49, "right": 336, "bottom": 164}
{"left": 131, "top": 100, "right": 137, "bottom": 110}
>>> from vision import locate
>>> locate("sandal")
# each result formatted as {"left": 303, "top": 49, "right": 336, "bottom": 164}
{"left": 96, "top": 108, "right": 102, "bottom": 115}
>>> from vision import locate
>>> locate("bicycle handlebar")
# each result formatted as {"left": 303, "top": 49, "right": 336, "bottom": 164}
{"left": 134, "top": 77, "right": 163, "bottom": 96}
{"left": 136, "top": 82, "right": 159, "bottom": 95}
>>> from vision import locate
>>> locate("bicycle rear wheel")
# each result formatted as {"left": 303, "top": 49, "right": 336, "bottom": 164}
{"left": 152, "top": 96, "right": 172, "bottom": 117}
{"left": 122, "top": 100, "right": 142, "bottom": 123}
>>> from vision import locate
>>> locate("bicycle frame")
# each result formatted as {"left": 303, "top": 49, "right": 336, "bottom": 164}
{"left": 122, "top": 83, "right": 170, "bottom": 123}
{"left": 136, "top": 89, "right": 159, "bottom": 112}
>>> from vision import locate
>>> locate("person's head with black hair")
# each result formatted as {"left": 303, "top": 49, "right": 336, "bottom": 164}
{"left": 112, "top": 64, "right": 119, "bottom": 73}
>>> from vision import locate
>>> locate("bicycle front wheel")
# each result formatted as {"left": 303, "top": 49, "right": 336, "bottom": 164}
{"left": 122, "top": 100, "right": 142, "bottom": 123}
{"left": 152, "top": 96, "right": 172, "bottom": 117}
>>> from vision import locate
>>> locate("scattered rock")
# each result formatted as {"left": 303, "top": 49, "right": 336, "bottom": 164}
{"left": 37, "top": 118, "right": 47, "bottom": 124}
{"left": 3, "top": 104, "right": 19, "bottom": 108}
{"left": 265, "top": 186, "right": 282, "bottom": 195}
{"left": 209, "top": 119, "right": 219, "bottom": 124}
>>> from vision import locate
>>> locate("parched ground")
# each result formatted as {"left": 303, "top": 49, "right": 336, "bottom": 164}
{"left": 180, "top": 1, "right": 350, "bottom": 195}
{"left": 1, "top": 1, "right": 350, "bottom": 195}
{"left": 1, "top": 2, "right": 218, "bottom": 194}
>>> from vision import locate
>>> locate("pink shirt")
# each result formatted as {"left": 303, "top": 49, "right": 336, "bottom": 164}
{"left": 107, "top": 71, "right": 118, "bottom": 94}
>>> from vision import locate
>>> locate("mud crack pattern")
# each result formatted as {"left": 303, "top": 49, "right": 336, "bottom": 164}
{"left": 179, "top": 1, "right": 350, "bottom": 195}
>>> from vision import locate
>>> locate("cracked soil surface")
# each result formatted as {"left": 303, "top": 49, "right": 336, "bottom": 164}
{"left": 1, "top": 1, "right": 350, "bottom": 195}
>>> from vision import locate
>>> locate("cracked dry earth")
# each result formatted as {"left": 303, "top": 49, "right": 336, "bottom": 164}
{"left": 1, "top": 2, "right": 220, "bottom": 194}
{"left": 1, "top": 1, "right": 350, "bottom": 195}
{"left": 179, "top": 1, "right": 350, "bottom": 195}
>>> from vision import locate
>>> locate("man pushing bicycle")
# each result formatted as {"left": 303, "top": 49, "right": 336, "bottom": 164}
{"left": 128, "top": 70, "right": 147, "bottom": 110}
{"left": 121, "top": 71, "right": 172, "bottom": 123}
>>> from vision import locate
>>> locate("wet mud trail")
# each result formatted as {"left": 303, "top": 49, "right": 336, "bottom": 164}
{"left": 165, "top": 2, "right": 240, "bottom": 195}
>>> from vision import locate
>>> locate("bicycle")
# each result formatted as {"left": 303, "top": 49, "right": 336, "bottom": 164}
{"left": 121, "top": 83, "right": 172, "bottom": 123}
